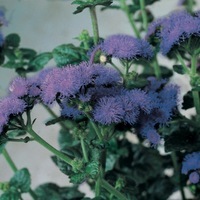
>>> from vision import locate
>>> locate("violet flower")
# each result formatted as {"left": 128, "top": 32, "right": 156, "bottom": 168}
{"left": 101, "top": 34, "right": 153, "bottom": 60}
{"left": 182, "top": 152, "right": 200, "bottom": 184}
{"left": 147, "top": 11, "right": 200, "bottom": 55}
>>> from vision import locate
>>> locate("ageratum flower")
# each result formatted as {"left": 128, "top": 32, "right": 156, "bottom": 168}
{"left": 140, "top": 124, "right": 161, "bottom": 146}
{"left": 0, "top": 96, "right": 26, "bottom": 133}
{"left": 182, "top": 152, "right": 200, "bottom": 184}
{"left": 189, "top": 171, "right": 200, "bottom": 184}
{"left": 147, "top": 11, "right": 200, "bottom": 55}
{"left": 39, "top": 62, "right": 121, "bottom": 104}
{"left": 93, "top": 96, "right": 124, "bottom": 125}
{"left": 9, "top": 77, "right": 29, "bottom": 97}
{"left": 182, "top": 152, "right": 200, "bottom": 175}
{"left": 100, "top": 34, "right": 153, "bottom": 60}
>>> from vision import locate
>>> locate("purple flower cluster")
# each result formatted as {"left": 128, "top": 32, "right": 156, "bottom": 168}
{"left": 146, "top": 11, "right": 200, "bottom": 54}
{"left": 100, "top": 34, "right": 154, "bottom": 60}
{"left": 182, "top": 152, "right": 200, "bottom": 184}
{"left": 0, "top": 60, "right": 179, "bottom": 147}
{"left": 93, "top": 77, "right": 179, "bottom": 145}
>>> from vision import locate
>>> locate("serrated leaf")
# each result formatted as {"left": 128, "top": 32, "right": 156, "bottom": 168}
{"left": 52, "top": 44, "right": 83, "bottom": 66}
{"left": 72, "top": 0, "right": 113, "bottom": 14}
{"left": 85, "top": 161, "right": 99, "bottom": 177}
{"left": 29, "top": 52, "right": 52, "bottom": 71}
{"left": 5, "top": 34, "right": 20, "bottom": 48}
{"left": 35, "top": 183, "right": 84, "bottom": 200}
{"left": 0, "top": 187, "right": 21, "bottom": 200}
{"left": 10, "top": 168, "right": 31, "bottom": 193}
{"left": 173, "top": 64, "right": 186, "bottom": 75}
{"left": 69, "top": 173, "right": 86, "bottom": 184}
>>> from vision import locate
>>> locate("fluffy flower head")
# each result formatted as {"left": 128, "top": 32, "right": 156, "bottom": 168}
{"left": 101, "top": 34, "right": 153, "bottom": 60}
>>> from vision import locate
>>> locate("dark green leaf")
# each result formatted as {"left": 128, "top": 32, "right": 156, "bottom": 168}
{"left": 4, "top": 49, "right": 17, "bottom": 61}
{"left": 58, "top": 128, "right": 79, "bottom": 149}
{"left": 173, "top": 65, "right": 186, "bottom": 75}
{"left": 72, "top": 0, "right": 113, "bottom": 14}
{"left": 85, "top": 161, "right": 99, "bottom": 177}
{"left": 35, "top": 183, "right": 84, "bottom": 200}
{"left": 3, "top": 61, "right": 22, "bottom": 69}
{"left": 69, "top": 173, "right": 86, "bottom": 184}
{"left": 19, "top": 48, "right": 37, "bottom": 60}
{"left": 29, "top": 52, "right": 52, "bottom": 71}
{"left": 5, "top": 34, "right": 20, "bottom": 48}
{"left": 0, "top": 187, "right": 21, "bottom": 200}
{"left": 182, "top": 91, "right": 194, "bottom": 110}
{"left": 7, "top": 129, "right": 27, "bottom": 138}
{"left": 10, "top": 168, "right": 31, "bottom": 193}
{"left": 52, "top": 44, "right": 83, "bottom": 66}
{"left": 51, "top": 156, "right": 72, "bottom": 176}
{"left": 134, "top": 0, "right": 159, "bottom": 6}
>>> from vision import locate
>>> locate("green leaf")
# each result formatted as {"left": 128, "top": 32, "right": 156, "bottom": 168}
{"left": 5, "top": 34, "right": 20, "bottom": 48}
{"left": 85, "top": 161, "right": 99, "bottom": 177}
{"left": 29, "top": 52, "right": 52, "bottom": 71}
{"left": 0, "top": 187, "right": 21, "bottom": 200}
{"left": 173, "top": 65, "right": 186, "bottom": 75}
{"left": 10, "top": 168, "right": 31, "bottom": 193}
{"left": 7, "top": 129, "right": 27, "bottom": 138}
{"left": 4, "top": 49, "right": 17, "bottom": 61}
{"left": 58, "top": 128, "right": 79, "bottom": 149}
{"left": 182, "top": 91, "right": 194, "bottom": 110}
{"left": 52, "top": 44, "right": 84, "bottom": 66}
{"left": 35, "top": 183, "right": 84, "bottom": 200}
{"left": 19, "top": 48, "right": 37, "bottom": 60}
{"left": 51, "top": 156, "right": 72, "bottom": 176}
{"left": 72, "top": 0, "right": 113, "bottom": 14}
{"left": 69, "top": 173, "right": 86, "bottom": 184}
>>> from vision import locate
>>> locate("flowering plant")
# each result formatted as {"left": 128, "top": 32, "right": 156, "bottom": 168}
{"left": 0, "top": 0, "right": 200, "bottom": 199}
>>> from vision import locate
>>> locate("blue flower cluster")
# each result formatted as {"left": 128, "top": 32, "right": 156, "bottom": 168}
{"left": 0, "top": 59, "right": 179, "bottom": 146}
{"left": 146, "top": 10, "right": 200, "bottom": 54}
{"left": 182, "top": 152, "right": 200, "bottom": 184}
{"left": 94, "top": 34, "right": 154, "bottom": 60}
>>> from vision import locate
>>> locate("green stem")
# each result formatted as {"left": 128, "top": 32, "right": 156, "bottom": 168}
{"left": 2, "top": 149, "right": 38, "bottom": 200}
{"left": 120, "top": 0, "right": 140, "bottom": 38}
{"left": 26, "top": 127, "right": 74, "bottom": 167}
{"left": 187, "top": 0, "right": 193, "bottom": 13}
{"left": 3, "top": 149, "right": 18, "bottom": 172}
{"left": 110, "top": 61, "right": 124, "bottom": 77}
{"left": 80, "top": 137, "right": 89, "bottom": 162}
{"left": 152, "top": 56, "right": 161, "bottom": 79}
{"left": 101, "top": 179, "right": 128, "bottom": 200}
{"left": 139, "top": 0, "right": 148, "bottom": 31}
{"left": 95, "top": 177, "right": 101, "bottom": 197}
{"left": 176, "top": 52, "right": 190, "bottom": 74}
{"left": 85, "top": 113, "right": 103, "bottom": 141}
{"left": 42, "top": 104, "right": 69, "bottom": 130}
{"left": 89, "top": 7, "right": 99, "bottom": 45}
{"left": 171, "top": 152, "right": 186, "bottom": 200}
{"left": 191, "top": 54, "right": 200, "bottom": 115}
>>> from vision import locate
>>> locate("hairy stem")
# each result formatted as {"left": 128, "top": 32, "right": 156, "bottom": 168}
{"left": 120, "top": 0, "right": 140, "bottom": 38}
{"left": 89, "top": 7, "right": 99, "bottom": 45}
{"left": 139, "top": 0, "right": 148, "bottom": 31}
{"left": 26, "top": 127, "right": 74, "bottom": 167}
{"left": 191, "top": 54, "right": 200, "bottom": 115}
{"left": 171, "top": 152, "right": 186, "bottom": 200}
{"left": 80, "top": 137, "right": 89, "bottom": 162}
{"left": 152, "top": 56, "right": 161, "bottom": 79}
{"left": 176, "top": 52, "right": 190, "bottom": 74}
{"left": 3, "top": 149, "right": 18, "bottom": 172}
{"left": 101, "top": 179, "right": 128, "bottom": 200}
